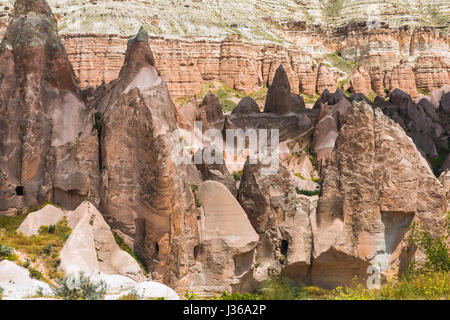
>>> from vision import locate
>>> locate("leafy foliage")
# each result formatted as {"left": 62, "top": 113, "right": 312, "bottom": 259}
{"left": 53, "top": 273, "right": 106, "bottom": 300}
{"left": 295, "top": 187, "right": 320, "bottom": 196}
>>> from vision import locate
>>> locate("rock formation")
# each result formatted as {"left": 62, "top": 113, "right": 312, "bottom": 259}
{"left": 312, "top": 102, "right": 447, "bottom": 287}
{"left": 196, "top": 92, "right": 225, "bottom": 131}
{"left": 194, "top": 146, "right": 238, "bottom": 196}
{"left": 17, "top": 204, "right": 65, "bottom": 236}
{"left": 264, "top": 65, "right": 292, "bottom": 115}
{"left": 350, "top": 66, "right": 372, "bottom": 97}
{"left": 374, "top": 89, "right": 449, "bottom": 163}
{"left": 316, "top": 64, "right": 337, "bottom": 95}
{"left": 386, "top": 61, "right": 418, "bottom": 99}
{"left": 0, "top": 0, "right": 97, "bottom": 215}
{"left": 192, "top": 181, "right": 259, "bottom": 293}
{"left": 95, "top": 26, "right": 202, "bottom": 288}
{"left": 237, "top": 158, "right": 317, "bottom": 284}
{"left": 232, "top": 97, "right": 260, "bottom": 115}
{"left": 60, "top": 201, "right": 145, "bottom": 282}
{"left": 0, "top": 260, "right": 53, "bottom": 299}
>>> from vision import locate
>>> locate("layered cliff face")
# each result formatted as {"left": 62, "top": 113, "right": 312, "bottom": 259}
{"left": 0, "top": 1, "right": 447, "bottom": 101}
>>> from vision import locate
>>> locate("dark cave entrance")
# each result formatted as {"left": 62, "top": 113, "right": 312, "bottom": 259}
{"left": 281, "top": 239, "right": 289, "bottom": 256}
{"left": 15, "top": 186, "right": 24, "bottom": 196}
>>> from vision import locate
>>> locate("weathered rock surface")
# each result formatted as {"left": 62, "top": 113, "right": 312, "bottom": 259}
{"left": 17, "top": 204, "right": 65, "bottom": 236}
{"left": 96, "top": 27, "right": 200, "bottom": 288}
{"left": 264, "top": 65, "right": 292, "bottom": 115}
{"left": 316, "top": 64, "right": 337, "bottom": 95}
{"left": 196, "top": 92, "right": 225, "bottom": 131}
{"left": 177, "top": 98, "right": 198, "bottom": 131}
{"left": 195, "top": 146, "right": 238, "bottom": 196}
{"left": 0, "top": 260, "right": 53, "bottom": 299}
{"left": 386, "top": 61, "right": 418, "bottom": 99}
{"left": 107, "top": 281, "right": 180, "bottom": 300}
{"left": 0, "top": 0, "right": 97, "bottom": 215}
{"left": 192, "top": 181, "right": 259, "bottom": 293}
{"left": 350, "top": 66, "right": 372, "bottom": 97}
{"left": 312, "top": 102, "right": 447, "bottom": 288}
{"left": 373, "top": 88, "right": 449, "bottom": 161}
{"left": 237, "top": 158, "right": 316, "bottom": 284}
{"left": 232, "top": 97, "right": 260, "bottom": 115}
{"left": 313, "top": 96, "right": 352, "bottom": 164}
{"left": 60, "top": 201, "right": 145, "bottom": 282}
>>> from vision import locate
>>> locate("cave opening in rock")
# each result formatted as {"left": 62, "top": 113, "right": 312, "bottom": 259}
{"left": 134, "top": 218, "right": 146, "bottom": 258}
{"left": 194, "top": 244, "right": 203, "bottom": 261}
{"left": 281, "top": 239, "right": 289, "bottom": 256}
{"left": 15, "top": 186, "right": 24, "bottom": 196}
{"left": 154, "top": 241, "right": 159, "bottom": 256}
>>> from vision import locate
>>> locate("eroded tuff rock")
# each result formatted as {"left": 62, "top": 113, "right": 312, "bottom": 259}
{"left": 96, "top": 27, "right": 202, "bottom": 287}
{"left": 264, "top": 65, "right": 292, "bottom": 115}
{"left": 17, "top": 204, "right": 65, "bottom": 236}
{"left": 232, "top": 97, "right": 260, "bottom": 115}
{"left": 60, "top": 201, "right": 145, "bottom": 281}
{"left": 313, "top": 102, "right": 447, "bottom": 288}
{"left": 192, "top": 181, "right": 259, "bottom": 294}
{"left": 350, "top": 66, "right": 372, "bottom": 97}
{"left": 374, "top": 88, "right": 449, "bottom": 161}
{"left": 0, "top": 0, "right": 97, "bottom": 214}
{"left": 0, "top": 260, "right": 53, "bottom": 299}
{"left": 237, "top": 158, "right": 317, "bottom": 284}
{"left": 194, "top": 145, "right": 238, "bottom": 196}
{"left": 386, "top": 61, "right": 418, "bottom": 99}
{"left": 177, "top": 97, "right": 198, "bottom": 131}
{"left": 313, "top": 96, "right": 352, "bottom": 164}
{"left": 316, "top": 64, "right": 337, "bottom": 95}
{"left": 196, "top": 92, "right": 225, "bottom": 131}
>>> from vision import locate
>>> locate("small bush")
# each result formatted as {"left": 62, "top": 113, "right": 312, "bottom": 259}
{"left": 0, "top": 243, "right": 16, "bottom": 261}
{"left": 29, "top": 268, "right": 43, "bottom": 280}
{"left": 0, "top": 286, "right": 3, "bottom": 300}
{"left": 118, "top": 292, "right": 141, "bottom": 300}
{"left": 184, "top": 290, "right": 197, "bottom": 300}
{"left": 295, "top": 187, "right": 320, "bottom": 196}
{"left": 53, "top": 273, "right": 106, "bottom": 300}
{"left": 233, "top": 171, "right": 243, "bottom": 181}
{"left": 215, "top": 291, "right": 262, "bottom": 300}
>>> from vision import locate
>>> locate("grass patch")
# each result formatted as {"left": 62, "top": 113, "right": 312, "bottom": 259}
{"left": 118, "top": 292, "right": 141, "bottom": 300}
{"left": 330, "top": 272, "right": 449, "bottom": 300}
{"left": 112, "top": 232, "right": 148, "bottom": 274}
{"left": 325, "top": 51, "right": 358, "bottom": 74}
{"left": 0, "top": 217, "right": 71, "bottom": 281}
{"left": 417, "top": 88, "right": 430, "bottom": 96}
{"left": 233, "top": 171, "right": 243, "bottom": 181}
{"left": 301, "top": 93, "right": 320, "bottom": 104}
{"left": 295, "top": 187, "right": 320, "bottom": 196}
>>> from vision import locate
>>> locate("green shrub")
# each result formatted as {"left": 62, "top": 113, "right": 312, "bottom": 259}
{"left": 295, "top": 187, "right": 320, "bottom": 196}
{"left": 0, "top": 286, "right": 3, "bottom": 300}
{"left": 408, "top": 214, "right": 449, "bottom": 274}
{"left": 29, "top": 268, "right": 43, "bottom": 280}
{"left": 53, "top": 273, "right": 106, "bottom": 300}
{"left": 233, "top": 171, "right": 243, "bottom": 181}
{"left": 0, "top": 243, "right": 16, "bottom": 261}
{"left": 118, "top": 292, "right": 141, "bottom": 300}
{"left": 215, "top": 291, "right": 262, "bottom": 300}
